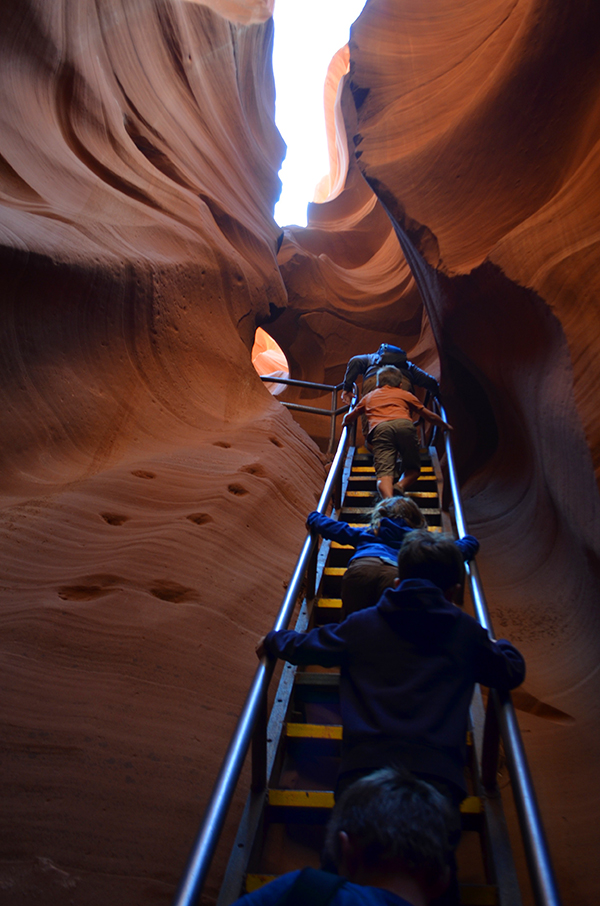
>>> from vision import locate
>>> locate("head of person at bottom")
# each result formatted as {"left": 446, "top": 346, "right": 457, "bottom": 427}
{"left": 323, "top": 768, "right": 452, "bottom": 906}
{"left": 397, "top": 530, "right": 464, "bottom": 602}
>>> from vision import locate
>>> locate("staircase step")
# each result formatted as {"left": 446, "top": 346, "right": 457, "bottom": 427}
{"left": 316, "top": 598, "right": 343, "bottom": 609}
{"left": 345, "top": 490, "right": 378, "bottom": 498}
{"left": 266, "top": 789, "right": 482, "bottom": 823}
{"left": 286, "top": 723, "right": 343, "bottom": 740}
{"left": 460, "top": 885, "right": 499, "bottom": 905}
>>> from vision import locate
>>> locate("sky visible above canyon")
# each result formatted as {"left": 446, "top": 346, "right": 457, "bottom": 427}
{"left": 272, "top": 0, "right": 367, "bottom": 226}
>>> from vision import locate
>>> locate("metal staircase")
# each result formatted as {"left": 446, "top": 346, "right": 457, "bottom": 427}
{"left": 172, "top": 410, "right": 562, "bottom": 906}
{"left": 218, "top": 446, "right": 514, "bottom": 906}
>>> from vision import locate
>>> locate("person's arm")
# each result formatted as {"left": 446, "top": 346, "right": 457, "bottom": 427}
{"left": 456, "top": 534, "right": 480, "bottom": 561}
{"left": 472, "top": 631, "right": 526, "bottom": 690}
{"left": 342, "top": 398, "right": 365, "bottom": 427}
{"left": 342, "top": 354, "right": 370, "bottom": 393}
{"left": 306, "top": 511, "right": 362, "bottom": 546}
{"left": 257, "top": 622, "right": 350, "bottom": 668}
{"left": 406, "top": 361, "right": 440, "bottom": 396}
{"left": 420, "top": 405, "right": 452, "bottom": 432}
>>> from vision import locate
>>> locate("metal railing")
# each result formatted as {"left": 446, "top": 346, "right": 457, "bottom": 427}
{"left": 171, "top": 414, "right": 356, "bottom": 906}
{"left": 260, "top": 375, "right": 348, "bottom": 453}
{"left": 440, "top": 404, "right": 562, "bottom": 906}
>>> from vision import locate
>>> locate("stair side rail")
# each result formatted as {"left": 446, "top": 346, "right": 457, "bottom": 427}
{"left": 172, "top": 404, "right": 357, "bottom": 906}
{"left": 440, "top": 404, "right": 562, "bottom": 906}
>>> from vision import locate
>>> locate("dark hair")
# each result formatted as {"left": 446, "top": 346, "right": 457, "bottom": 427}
{"left": 370, "top": 496, "right": 426, "bottom": 533}
{"left": 324, "top": 768, "right": 451, "bottom": 884}
{"left": 397, "top": 530, "right": 463, "bottom": 590}
{"left": 376, "top": 365, "right": 404, "bottom": 388}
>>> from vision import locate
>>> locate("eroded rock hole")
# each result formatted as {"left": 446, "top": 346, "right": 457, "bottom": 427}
{"left": 187, "top": 513, "right": 213, "bottom": 525}
{"left": 101, "top": 513, "right": 129, "bottom": 526}
{"left": 228, "top": 483, "right": 249, "bottom": 496}
{"left": 252, "top": 328, "right": 289, "bottom": 396}
{"left": 150, "top": 582, "right": 195, "bottom": 603}
{"left": 240, "top": 463, "right": 266, "bottom": 477}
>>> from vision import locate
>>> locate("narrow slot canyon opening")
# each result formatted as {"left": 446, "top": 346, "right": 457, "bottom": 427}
{"left": 273, "top": 0, "right": 367, "bottom": 227}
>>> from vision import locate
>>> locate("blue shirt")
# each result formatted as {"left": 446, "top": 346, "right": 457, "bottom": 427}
{"left": 232, "top": 871, "right": 415, "bottom": 906}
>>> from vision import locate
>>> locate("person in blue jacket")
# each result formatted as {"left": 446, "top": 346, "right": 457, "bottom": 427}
{"left": 230, "top": 768, "right": 453, "bottom": 906}
{"left": 341, "top": 344, "right": 439, "bottom": 405}
{"left": 307, "top": 496, "right": 479, "bottom": 617}
{"left": 257, "top": 531, "right": 525, "bottom": 904}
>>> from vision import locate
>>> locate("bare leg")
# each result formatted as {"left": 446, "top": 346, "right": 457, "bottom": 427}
{"left": 395, "top": 468, "right": 420, "bottom": 494}
{"left": 377, "top": 474, "right": 394, "bottom": 498}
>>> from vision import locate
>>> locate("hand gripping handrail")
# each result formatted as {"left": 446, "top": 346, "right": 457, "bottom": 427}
{"left": 440, "top": 405, "right": 562, "bottom": 906}
{"left": 171, "top": 419, "right": 354, "bottom": 906}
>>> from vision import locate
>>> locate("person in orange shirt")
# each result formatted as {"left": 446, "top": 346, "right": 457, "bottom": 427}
{"left": 343, "top": 367, "right": 452, "bottom": 498}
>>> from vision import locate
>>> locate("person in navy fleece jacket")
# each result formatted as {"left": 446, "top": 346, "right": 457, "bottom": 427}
{"left": 257, "top": 530, "right": 524, "bottom": 806}
{"left": 257, "top": 531, "right": 524, "bottom": 905}
{"left": 307, "top": 497, "right": 479, "bottom": 617}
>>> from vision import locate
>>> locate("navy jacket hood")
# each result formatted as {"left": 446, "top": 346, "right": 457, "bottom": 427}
{"left": 378, "top": 579, "right": 461, "bottom": 644}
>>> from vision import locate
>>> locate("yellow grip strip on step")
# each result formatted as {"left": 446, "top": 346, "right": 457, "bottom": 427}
{"left": 268, "top": 789, "right": 335, "bottom": 808}
{"left": 317, "top": 598, "right": 343, "bottom": 608}
{"left": 460, "top": 796, "right": 483, "bottom": 814}
{"left": 346, "top": 490, "right": 376, "bottom": 497}
{"left": 286, "top": 723, "right": 343, "bottom": 739}
{"left": 246, "top": 875, "right": 276, "bottom": 893}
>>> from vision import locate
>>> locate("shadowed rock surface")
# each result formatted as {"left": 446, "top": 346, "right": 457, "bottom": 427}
{"left": 1, "top": 0, "right": 599, "bottom": 904}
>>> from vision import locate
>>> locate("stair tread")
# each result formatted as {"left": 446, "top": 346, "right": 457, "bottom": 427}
{"left": 267, "top": 788, "right": 482, "bottom": 815}
{"left": 286, "top": 723, "right": 343, "bottom": 739}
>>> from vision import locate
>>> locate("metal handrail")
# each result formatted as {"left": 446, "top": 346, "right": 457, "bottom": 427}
{"left": 172, "top": 415, "right": 355, "bottom": 906}
{"left": 440, "top": 404, "right": 562, "bottom": 906}
{"left": 259, "top": 375, "right": 348, "bottom": 453}
{"left": 259, "top": 375, "right": 344, "bottom": 393}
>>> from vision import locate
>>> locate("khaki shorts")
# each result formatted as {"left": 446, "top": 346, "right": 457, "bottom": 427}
{"left": 370, "top": 418, "right": 420, "bottom": 476}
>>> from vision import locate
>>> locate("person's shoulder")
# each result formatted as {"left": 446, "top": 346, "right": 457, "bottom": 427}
{"left": 233, "top": 871, "right": 302, "bottom": 905}
{"left": 397, "top": 387, "right": 421, "bottom": 404}
{"left": 335, "top": 882, "right": 415, "bottom": 906}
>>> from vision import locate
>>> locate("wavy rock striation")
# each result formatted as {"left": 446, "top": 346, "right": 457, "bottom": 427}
{"left": 0, "top": 1, "right": 323, "bottom": 903}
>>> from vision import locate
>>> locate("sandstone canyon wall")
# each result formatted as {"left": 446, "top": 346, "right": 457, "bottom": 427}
{"left": 1, "top": 0, "right": 600, "bottom": 905}
{"left": 0, "top": 2, "right": 325, "bottom": 903}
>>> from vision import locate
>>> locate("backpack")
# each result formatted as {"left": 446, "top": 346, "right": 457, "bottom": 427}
{"left": 377, "top": 344, "right": 408, "bottom": 370}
